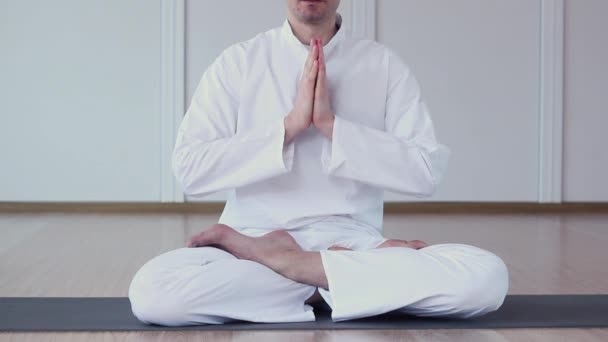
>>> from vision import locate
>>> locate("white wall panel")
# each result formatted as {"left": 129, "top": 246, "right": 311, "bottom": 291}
{"left": 0, "top": 0, "right": 162, "bottom": 201}
{"left": 377, "top": 0, "right": 542, "bottom": 201}
{"left": 563, "top": 0, "right": 608, "bottom": 201}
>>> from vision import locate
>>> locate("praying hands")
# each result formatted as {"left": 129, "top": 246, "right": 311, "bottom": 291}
{"left": 284, "top": 38, "right": 335, "bottom": 144}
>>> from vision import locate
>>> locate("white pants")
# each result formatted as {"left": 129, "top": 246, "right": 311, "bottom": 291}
{"left": 128, "top": 223, "right": 509, "bottom": 326}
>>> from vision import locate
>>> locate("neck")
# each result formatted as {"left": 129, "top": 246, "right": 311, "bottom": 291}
{"left": 287, "top": 12, "right": 338, "bottom": 46}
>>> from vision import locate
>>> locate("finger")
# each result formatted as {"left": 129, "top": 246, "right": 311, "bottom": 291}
{"left": 307, "top": 59, "right": 319, "bottom": 82}
{"left": 316, "top": 41, "right": 326, "bottom": 92}
{"left": 318, "top": 39, "right": 325, "bottom": 73}
{"left": 304, "top": 39, "right": 318, "bottom": 76}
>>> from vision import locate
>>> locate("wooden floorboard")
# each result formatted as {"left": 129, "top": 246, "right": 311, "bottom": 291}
{"left": 1, "top": 211, "right": 607, "bottom": 341}
{"left": 1, "top": 202, "right": 607, "bottom": 214}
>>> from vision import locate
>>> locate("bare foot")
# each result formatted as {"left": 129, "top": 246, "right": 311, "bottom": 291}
{"left": 249, "top": 230, "right": 304, "bottom": 271}
{"left": 187, "top": 224, "right": 303, "bottom": 268}
{"left": 375, "top": 239, "right": 428, "bottom": 250}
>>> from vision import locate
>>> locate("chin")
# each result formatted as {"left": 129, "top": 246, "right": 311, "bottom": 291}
{"left": 298, "top": 10, "right": 326, "bottom": 22}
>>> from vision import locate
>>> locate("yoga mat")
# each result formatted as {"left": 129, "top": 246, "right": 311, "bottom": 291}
{"left": 1, "top": 295, "right": 607, "bottom": 331}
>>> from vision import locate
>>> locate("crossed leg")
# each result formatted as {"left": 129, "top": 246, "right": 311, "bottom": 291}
{"left": 187, "top": 224, "right": 429, "bottom": 291}
{"left": 188, "top": 224, "right": 509, "bottom": 321}
{"left": 129, "top": 224, "right": 509, "bottom": 326}
{"left": 306, "top": 239, "right": 428, "bottom": 304}
{"left": 128, "top": 245, "right": 318, "bottom": 326}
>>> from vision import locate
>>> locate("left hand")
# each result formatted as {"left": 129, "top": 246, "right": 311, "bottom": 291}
{"left": 311, "top": 39, "right": 335, "bottom": 139}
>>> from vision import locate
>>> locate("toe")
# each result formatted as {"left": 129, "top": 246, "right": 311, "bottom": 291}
{"left": 328, "top": 245, "right": 352, "bottom": 251}
{"left": 408, "top": 240, "right": 428, "bottom": 249}
{"left": 188, "top": 231, "right": 214, "bottom": 248}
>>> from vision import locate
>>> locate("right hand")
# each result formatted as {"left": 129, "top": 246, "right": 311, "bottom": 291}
{"left": 285, "top": 38, "right": 320, "bottom": 141}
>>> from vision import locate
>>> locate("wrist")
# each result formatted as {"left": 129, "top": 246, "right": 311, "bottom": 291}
{"left": 318, "top": 115, "right": 335, "bottom": 140}
{"left": 284, "top": 113, "right": 304, "bottom": 144}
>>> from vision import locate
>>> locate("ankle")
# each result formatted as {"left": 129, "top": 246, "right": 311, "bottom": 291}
{"left": 260, "top": 249, "right": 299, "bottom": 276}
{"left": 277, "top": 250, "right": 306, "bottom": 279}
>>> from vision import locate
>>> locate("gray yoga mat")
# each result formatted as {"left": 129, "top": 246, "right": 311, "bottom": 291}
{"left": 1, "top": 295, "right": 607, "bottom": 331}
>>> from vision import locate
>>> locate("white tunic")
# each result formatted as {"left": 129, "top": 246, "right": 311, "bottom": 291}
{"left": 172, "top": 13, "right": 451, "bottom": 237}
{"left": 131, "top": 17, "right": 508, "bottom": 325}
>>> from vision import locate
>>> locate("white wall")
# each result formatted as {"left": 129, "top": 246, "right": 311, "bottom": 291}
{"left": 0, "top": 0, "right": 162, "bottom": 201}
{"left": 0, "top": 0, "right": 605, "bottom": 203}
{"left": 563, "top": 0, "right": 608, "bottom": 201}
{"left": 377, "top": 0, "right": 541, "bottom": 202}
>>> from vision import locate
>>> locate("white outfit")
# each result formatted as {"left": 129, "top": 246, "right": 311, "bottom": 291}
{"left": 128, "top": 13, "right": 509, "bottom": 326}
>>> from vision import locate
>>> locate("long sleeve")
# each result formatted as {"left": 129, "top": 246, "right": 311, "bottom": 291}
{"left": 321, "top": 52, "right": 451, "bottom": 198}
{"left": 172, "top": 46, "right": 295, "bottom": 198}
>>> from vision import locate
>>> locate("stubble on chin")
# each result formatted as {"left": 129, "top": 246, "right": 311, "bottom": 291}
{"left": 294, "top": 4, "right": 328, "bottom": 24}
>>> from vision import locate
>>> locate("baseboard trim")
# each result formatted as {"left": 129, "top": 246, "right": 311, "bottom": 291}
{"left": 0, "top": 202, "right": 607, "bottom": 214}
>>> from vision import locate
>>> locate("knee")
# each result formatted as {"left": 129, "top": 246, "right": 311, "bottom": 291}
{"left": 128, "top": 265, "right": 189, "bottom": 326}
{"left": 129, "top": 292, "right": 189, "bottom": 326}
{"left": 452, "top": 252, "right": 509, "bottom": 318}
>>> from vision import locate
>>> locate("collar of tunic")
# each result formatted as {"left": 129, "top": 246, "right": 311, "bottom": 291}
{"left": 280, "top": 12, "right": 345, "bottom": 55}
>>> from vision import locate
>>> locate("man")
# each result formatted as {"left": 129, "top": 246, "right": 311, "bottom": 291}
{"left": 128, "top": 0, "right": 509, "bottom": 326}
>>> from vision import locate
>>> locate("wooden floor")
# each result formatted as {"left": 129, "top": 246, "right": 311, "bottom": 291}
{"left": 1, "top": 211, "right": 607, "bottom": 341}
